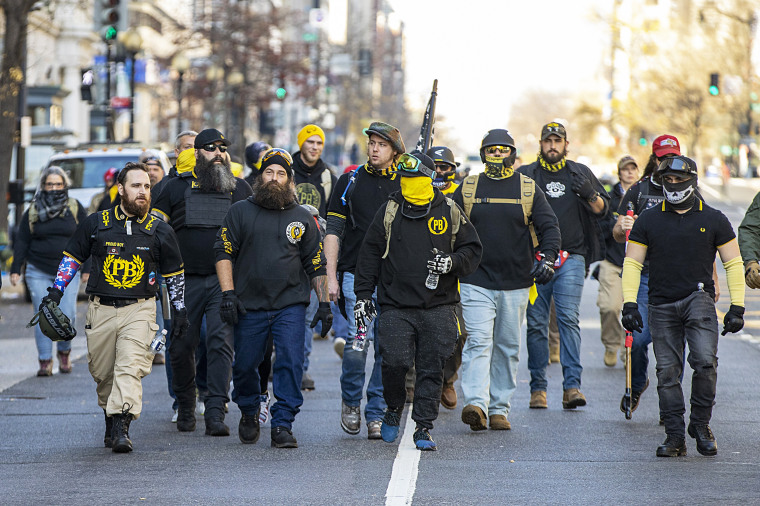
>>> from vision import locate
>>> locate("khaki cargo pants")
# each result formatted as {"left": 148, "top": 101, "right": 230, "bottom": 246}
{"left": 85, "top": 297, "right": 158, "bottom": 419}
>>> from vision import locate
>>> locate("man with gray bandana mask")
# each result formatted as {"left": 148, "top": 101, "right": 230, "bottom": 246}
{"left": 152, "top": 128, "right": 252, "bottom": 436}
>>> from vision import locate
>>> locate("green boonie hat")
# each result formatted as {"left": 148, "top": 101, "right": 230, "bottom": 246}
{"left": 27, "top": 300, "right": 77, "bottom": 342}
{"left": 364, "top": 121, "right": 406, "bottom": 154}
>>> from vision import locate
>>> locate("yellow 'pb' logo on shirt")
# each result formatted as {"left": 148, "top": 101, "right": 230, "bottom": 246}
{"left": 103, "top": 254, "right": 145, "bottom": 289}
{"left": 428, "top": 216, "right": 448, "bottom": 235}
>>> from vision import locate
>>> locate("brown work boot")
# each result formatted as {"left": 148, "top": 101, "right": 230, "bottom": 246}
{"left": 604, "top": 349, "right": 617, "bottom": 367}
{"left": 37, "top": 359, "right": 53, "bottom": 377}
{"left": 461, "top": 404, "right": 487, "bottom": 431}
{"left": 563, "top": 388, "right": 587, "bottom": 409}
{"left": 529, "top": 390, "right": 547, "bottom": 409}
{"left": 549, "top": 345, "right": 560, "bottom": 364}
{"left": 440, "top": 384, "right": 457, "bottom": 410}
{"left": 57, "top": 351, "right": 72, "bottom": 373}
{"left": 489, "top": 414, "right": 511, "bottom": 430}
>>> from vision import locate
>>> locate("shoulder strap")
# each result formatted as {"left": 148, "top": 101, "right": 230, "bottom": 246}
{"left": 445, "top": 197, "right": 461, "bottom": 252}
{"left": 519, "top": 173, "right": 539, "bottom": 248}
{"left": 320, "top": 168, "right": 332, "bottom": 200}
{"left": 461, "top": 174, "right": 480, "bottom": 219}
{"left": 68, "top": 198, "right": 79, "bottom": 226}
{"left": 98, "top": 208, "right": 114, "bottom": 230}
{"left": 381, "top": 200, "right": 399, "bottom": 259}
{"left": 29, "top": 198, "right": 79, "bottom": 234}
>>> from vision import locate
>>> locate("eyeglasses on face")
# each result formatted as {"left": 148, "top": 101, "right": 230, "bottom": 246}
{"left": 44, "top": 181, "right": 65, "bottom": 189}
{"left": 201, "top": 144, "right": 228, "bottom": 153}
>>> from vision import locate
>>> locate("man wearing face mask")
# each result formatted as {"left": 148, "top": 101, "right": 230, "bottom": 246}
{"left": 519, "top": 122, "right": 609, "bottom": 410}
{"left": 621, "top": 155, "right": 744, "bottom": 457}
{"left": 354, "top": 151, "right": 482, "bottom": 450}
{"left": 454, "top": 130, "right": 561, "bottom": 430}
{"left": 152, "top": 128, "right": 252, "bottom": 436}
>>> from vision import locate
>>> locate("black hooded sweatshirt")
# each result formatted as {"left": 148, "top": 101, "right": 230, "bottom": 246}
{"left": 292, "top": 151, "right": 337, "bottom": 218}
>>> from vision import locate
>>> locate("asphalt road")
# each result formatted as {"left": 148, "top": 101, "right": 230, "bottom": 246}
{"left": 2, "top": 177, "right": 760, "bottom": 504}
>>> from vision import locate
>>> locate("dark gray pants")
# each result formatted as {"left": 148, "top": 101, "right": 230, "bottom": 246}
{"left": 378, "top": 305, "right": 458, "bottom": 430}
{"left": 649, "top": 291, "right": 719, "bottom": 438}
{"left": 170, "top": 273, "right": 234, "bottom": 416}
{"left": 442, "top": 303, "right": 467, "bottom": 386}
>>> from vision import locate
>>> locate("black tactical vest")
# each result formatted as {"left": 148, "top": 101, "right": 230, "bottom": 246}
{"left": 183, "top": 178, "right": 232, "bottom": 228}
{"left": 86, "top": 208, "right": 160, "bottom": 298}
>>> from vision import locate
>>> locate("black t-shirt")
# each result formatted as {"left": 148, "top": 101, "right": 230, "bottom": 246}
{"left": 452, "top": 174, "right": 560, "bottom": 290}
{"left": 628, "top": 199, "right": 735, "bottom": 304}
{"left": 531, "top": 168, "right": 586, "bottom": 256}
{"left": 152, "top": 175, "right": 252, "bottom": 275}
{"left": 326, "top": 166, "right": 400, "bottom": 273}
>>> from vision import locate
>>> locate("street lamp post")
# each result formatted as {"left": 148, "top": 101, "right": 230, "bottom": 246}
{"left": 121, "top": 28, "right": 143, "bottom": 142}
{"left": 172, "top": 52, "right": 190, "bottom": 136}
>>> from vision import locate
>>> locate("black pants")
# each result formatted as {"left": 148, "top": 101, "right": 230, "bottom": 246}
{"left": 170, "top": 273, "right": 234, "bottom": 416}
{"left": 378, "top": 305, "right": 458, "bottom": 430}
{"left": 442, "top": 303, "right": 466, "bottom": 386}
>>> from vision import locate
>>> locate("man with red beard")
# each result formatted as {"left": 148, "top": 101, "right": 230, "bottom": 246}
{"left": 42, "top": 162, "right": 185, "bottom": 452}
{"left": 214, "top": 149, "right": 332, "bottom": 448}
{"left": 152, "top": 128, "right": 252, "bottom": 436}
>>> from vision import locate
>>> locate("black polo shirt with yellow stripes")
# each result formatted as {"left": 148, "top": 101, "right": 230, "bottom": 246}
{"left": 628, "top": 198, "right": 735, "bottom": 305}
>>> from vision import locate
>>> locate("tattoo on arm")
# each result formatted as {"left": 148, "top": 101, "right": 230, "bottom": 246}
{"left": 165, "top": 272, "right": 185, "bottom": 312}
{"left": 311, "top": 275, "right": 329, "bottom": 302}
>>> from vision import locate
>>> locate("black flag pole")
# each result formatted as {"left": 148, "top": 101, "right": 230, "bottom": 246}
{"left": 414, "top": 79, "right": 438, "bottom": 153}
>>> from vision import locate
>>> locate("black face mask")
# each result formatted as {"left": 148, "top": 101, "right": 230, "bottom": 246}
{"left": 662, "top": 176, "right": 696, "bottom": 210}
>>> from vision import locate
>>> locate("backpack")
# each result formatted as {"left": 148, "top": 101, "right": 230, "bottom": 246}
{"left": 460, "top": 173, "right": 538, "bottom": 248}
{"left": 29, "top": 198, "right": 79, "bottom": 234}
{"left": 381, "top": 197, "right": 462, "bottom": 259}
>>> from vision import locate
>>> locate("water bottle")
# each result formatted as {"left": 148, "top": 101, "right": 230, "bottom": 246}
{"left": 151, "top": 329, "right": 167, "bottom": 354}
{"left": 425, "top": 270, "right": 439, "bottom": 290}
{"left": 352, "top": 323, "right": 368, "bottom": 351}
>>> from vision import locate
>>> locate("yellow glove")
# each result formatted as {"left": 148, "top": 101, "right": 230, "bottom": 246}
{"left": 746, "top": 260, "right": 760, "bottom": 289}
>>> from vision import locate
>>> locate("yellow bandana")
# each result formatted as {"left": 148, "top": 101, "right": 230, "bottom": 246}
{"left": 538, "top": 152, "right": 566, "bottom": 172}
{"left": 177, "top": 148, "right": 196, "bottom": 174}
{"left": 400, "top": 176, "right": 434, "bottom": 205}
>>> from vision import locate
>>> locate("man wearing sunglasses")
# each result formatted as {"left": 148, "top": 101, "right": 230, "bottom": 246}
{"left": 354, "top": 151, "right": 482, "bottom": 450}
{"left": 325, "top": 121, "right": 404, "bottom": 439}
{"left": 453, "top": 129, "right": 561, "bottom": 431}
{"left": 519, "top": 122, "right": 609, "bottom": 410}
{"left": 621, "top": 155, "right": 744, "bottom": 457}
{"left": 152, "top": 128, "right": 253, "bottom": 436}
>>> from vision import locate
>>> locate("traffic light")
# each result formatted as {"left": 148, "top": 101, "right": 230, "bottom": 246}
{"left": 709, "top": 72, "right": 720, "bottom": 96}
{"left": 638, "top": 137, "right": 647, "bottom": 146}
{"left": 276, "top": 87, "right": 287, "bottom": 100}
{"left": 94, "top": 0, "right": 128, "bottom": 42}
{"left": 80, "top": 68, "right": 94, "bottom": 103}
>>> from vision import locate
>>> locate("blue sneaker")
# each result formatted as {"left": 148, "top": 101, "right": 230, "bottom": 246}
{"left": 413, "top": 427, "right": 437, "bottom": 451}
{"left": 381, "top": 408, "right": 402, "bottom": 442}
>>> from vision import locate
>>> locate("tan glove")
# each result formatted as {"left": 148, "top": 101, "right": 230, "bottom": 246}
{"left": 745, "top": 260, "right": 760, "bottom": 289}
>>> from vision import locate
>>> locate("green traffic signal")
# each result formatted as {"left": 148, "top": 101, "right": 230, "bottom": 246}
{"left": 276, "top": 87, "right": 287, "bottom": 100}
{"left": 709, "top": 85, "right": 719, "bottom": 96}
{"left": 638, "top": 137, "right": 647, "bottom": 146}
{"left": 104, "top": 25, "right": 118, "bottom": 40}
{"left": 709, "top": 73, "right": 720, "bottom": 96}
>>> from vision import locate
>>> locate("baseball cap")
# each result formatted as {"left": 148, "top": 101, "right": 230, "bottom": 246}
{"left": 541, "top": 122, "right": 567, "bottom": 141}
{"left": 194, "top": 128, "right": 231, "bottom": 148}
{"left": 652, "top": 135, "right": 680, "bottom": 158}
{"left": 617, "top": 155, "right": 637, "bottom": 171}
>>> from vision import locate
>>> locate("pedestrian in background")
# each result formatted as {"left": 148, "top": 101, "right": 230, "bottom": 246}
{"left": 11, "top": 166, "right": 86, "bottom": 376}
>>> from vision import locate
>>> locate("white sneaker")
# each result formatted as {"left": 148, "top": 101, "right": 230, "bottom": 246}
{"left": 196, "top": 400, "right": 205, "bottom": 416}
{"left": 259, "top": 392, "right": 271, "bottom": 425}
{"left": 333, "top": 337, "right": 346, "bottom": 359}
{"left": 171, "top": 409, "right": 178, "bottom": 423}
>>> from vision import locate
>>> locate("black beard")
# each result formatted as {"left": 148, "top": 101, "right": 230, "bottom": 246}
{"left": 122, "top": 194, "right": 150, "bottom": 217}
{"left": 252, "top": 178, "right": 295, "bottom": 209}
{"left": 542, "top": 146, "right": 567, "bottom": 165}
{"left": 196, "top": 155, "right": 237, "bottom": 193}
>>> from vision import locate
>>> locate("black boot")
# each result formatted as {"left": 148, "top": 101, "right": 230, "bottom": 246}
{"left": 688, "top": 423, "right": 717, "bottom": 456}
{"left": 238, "top": 411, "right": 260, "bottom": 444}
{"left": 176, "top": 402, "right": 196, "bottom": 432}
{"left": 111, "top": 413, "right": 133, "bottom": 453}
{"left": 656, "top": 434, "right": 686, "bottom": 457}
{"left": 103, "top": 410, "right": 113, "bottom": 448}
{"left": 271, "top": 426, "right": 298, "bottom": 448}
{"left": 205, "top": 407, "right": 230, "bottom": 436}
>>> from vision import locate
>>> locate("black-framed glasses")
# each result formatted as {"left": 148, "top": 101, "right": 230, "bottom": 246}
{"left": 201, "top": 144, "right": 228, "bottom": 153}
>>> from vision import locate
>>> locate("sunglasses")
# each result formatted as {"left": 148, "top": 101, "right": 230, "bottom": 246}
{"left": 484, "top": 145, "right": 511, "bottom": 155}
{"left": 397, "top": 153, "right": 435, "bottom": 178}
{"left": 201, "top": 144, "right": 228, "bottom": 153}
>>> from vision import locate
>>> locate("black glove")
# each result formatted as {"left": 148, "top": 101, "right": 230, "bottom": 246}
{"left": 621, "top": 302, "right": 643, "bottom": 333}
{"left": 571, "top": 172, "right": 597, "bottom": 201}
{"left": 530, "top": 257, "right": 555, "bottom": 285}
{"left": 310, "top": 302, "right": 334, "bottom": 337}
{"left": 40, "top": 286, "right": 63, "bottom": 309}
{"left": 220, "top": 290, "right": 247, "bottom": 326}
{"left": 170, "top": 308, "right": 189, "bottom": 342}
{"left": 354, "top": 299, "right": 377, "bottom": 330}
{"left": 427, "top": 248, "right": 453, "bottom": 274}
{"left": 722, "top": 304, "right": 745, "bottom": 335}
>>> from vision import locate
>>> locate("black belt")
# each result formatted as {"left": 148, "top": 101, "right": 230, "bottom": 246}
{"left": 91, "top": 296, "right": 141, "bottom": 308}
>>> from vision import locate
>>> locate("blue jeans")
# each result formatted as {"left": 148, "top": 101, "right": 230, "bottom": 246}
{"left": 649, "top": 291, "right": 718, "bottom": 437}
{"left": 631, "top": 273, "right": 651, "bottom": 392}
{"left": 460, "top": 284, "right": 529, "bottom": 416}
{"left": 526, "top": 254, "right": 585, "bottom": 392}
{"left": 303, "top": 291, "right": 318, "bottom": 372}
{"left": 26, "top": 262, "right": 80, "bottom": 360}
{"left": 340, "top": 271, "right": 385, "bottom": 422}
{"left": 331, "top": 301, "right": 348, "bottom": 339}
{"left": 232, "top": 304, "right": 306, "bottom": 429}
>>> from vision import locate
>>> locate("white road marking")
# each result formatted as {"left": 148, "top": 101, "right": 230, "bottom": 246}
{"left": 385, "top": 409, "right": 420, "bottom": 506}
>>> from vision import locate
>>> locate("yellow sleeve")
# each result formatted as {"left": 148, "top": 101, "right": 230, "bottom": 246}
{"left": 622, "top": 257, "right": 644, "bottom": 303}
{"left": 723, "top": 256, "right": 745, "bottom": 307}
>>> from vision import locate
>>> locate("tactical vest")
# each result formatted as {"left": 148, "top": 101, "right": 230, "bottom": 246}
{"left": 179, "top": 173, "right": 233, "bottom": 228}
{"left": 86, "top": 208, "right": 160, "bottom": 298}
